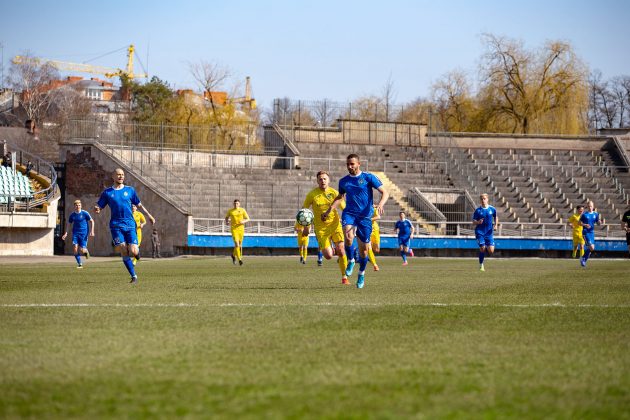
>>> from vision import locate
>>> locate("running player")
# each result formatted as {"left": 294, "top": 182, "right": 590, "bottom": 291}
{"left": 368, "top": 205, "right": 381, "bottom": 271}
{"left": 302, "top": 170, "right": 349, "bottom": 284}
{"left": 132, "top": 204, "right": 146, "bottom": 265}
{"left": 472, "top": 193, "right": 498, "bottom": 272}
{"left": 225, "top": 199, "right": 250, "bottom": 265}
{"left": 94, "top": 168, "right": 155, "bottom": 283}
{"left": 567, "top": 205, "right": 585, "bottom": 258}
{"left": 325, "top": 154, "right": 389, "bottom": 289}
{"left": 394, "top": 211, "right": 415, "bottom": 265}
{"left": 61, "top": 199, "right": 94, "bottom": 268}
{"left": 579, "top": 200, "right": 602, "bottom": 268}
{"left": 294, "top": 220, "right": 309, "bottom": 264}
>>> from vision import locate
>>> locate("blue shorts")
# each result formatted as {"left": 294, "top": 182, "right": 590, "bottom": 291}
{"left": 398, "top": 236, "right": 411, "bottom": 248}
{"left": 341, "top": 212, "right": 373, "bottom": 243}
{"left": 72, "top": 233, "right": 88, "bottom": 248}
{"left": 475, "top": 232, "right": 495, "bottom": 247}
{"left": 111, "top": 227, "right": 138, "bottom": 247}
{"left": 583, "top": 232, "right": 595, "bottom": 246}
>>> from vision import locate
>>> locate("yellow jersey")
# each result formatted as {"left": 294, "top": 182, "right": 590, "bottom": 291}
{"left": 225, "top": 207, "right": 249, "bottom": 231}
{"left": 568, "top": 214, "right": 583, "bottom": 237}
{"left": 133, "top": 211, "right": 146, "bottom": 241}
{"left": 302, "top": 187, "right": 344, "bottom": 230}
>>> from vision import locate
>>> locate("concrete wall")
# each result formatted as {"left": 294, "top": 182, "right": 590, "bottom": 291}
{"left": 0, "top": 196, "right": 59, "bottom": 256}
{"left": 59, "top": 141, "right": 192, "bottom": 256}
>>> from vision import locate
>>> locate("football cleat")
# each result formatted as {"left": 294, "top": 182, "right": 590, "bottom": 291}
{"left": 84, "top": 250, "right": 90, "bottom": 259}
{"left": 345, "top": 260, "right": 356, "bottom": 277}
{"left": 480, "top": 264, "right": 485, "bottom": 272}
{"left": 580, "top": 258, "right": 586, "bottom": 268}
{"left": 317, "top": 260, "right": 323, "bottom": 267}
{"left": 76, "top": 264, "right": 83, "bottom": 269}
{"left": 408, "top": 249, "right": 414, "bottom": 257}
{"left": 356, "top": 274, "right": 365, "bottom": 289}
{"left": 130, "top": 275, "right": 138, "bottom": 284}
{"left": 341, "top": 277, "right": 350, "bottom": 285}
{"left": 402, "top": 261, "right": 408, "bottom": 266}
{"left": 239, "top": 260, "right": 243, "bottom": 266}
{"left": 231, "top": 255, "right": 236, "bottom": 265}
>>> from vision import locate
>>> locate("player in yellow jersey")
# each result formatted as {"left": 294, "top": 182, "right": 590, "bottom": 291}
{"left": 368, "top": 205, "right": 380, "bottom": 271}
{"left": 132, "top": 204, "right": 146, "bottom": 265}
{"left": 567, "top": 205, "right": 585, "bottom": 258}
{"left": 225, "top": 199, "right": 250, "bottom": 265}
{"left": 295, "top": 221, "right": 309, "bottom": 264}
{"left": 302, "top": 171, "right": 350, "bottom": 285}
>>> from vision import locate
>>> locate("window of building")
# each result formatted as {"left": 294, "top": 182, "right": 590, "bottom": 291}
{"left": 86, "top": 89, "right": 102, "bottom": 100}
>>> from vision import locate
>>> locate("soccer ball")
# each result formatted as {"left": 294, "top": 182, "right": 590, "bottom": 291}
{"left": 296, "top": 208, "right": 314, "bottom": 226}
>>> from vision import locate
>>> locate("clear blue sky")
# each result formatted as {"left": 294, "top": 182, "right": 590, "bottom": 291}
{"left": 2, "top": 0, "right": 628, "bottom": 109}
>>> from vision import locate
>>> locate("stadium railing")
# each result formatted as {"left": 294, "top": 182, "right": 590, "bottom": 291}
{"left": 192, "top": 218, "right": 625, "bottom": 239}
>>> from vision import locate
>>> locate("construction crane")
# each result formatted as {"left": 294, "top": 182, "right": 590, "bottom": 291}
{"left": 12, "top": 44, "right": 147, "bottom": 80}
{"left": 229, "top": 76, "right": 257, "bottom": 110}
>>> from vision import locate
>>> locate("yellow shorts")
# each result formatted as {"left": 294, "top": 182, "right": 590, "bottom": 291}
{"left": 231, "top": 228, "right": 244, "bottom": 244}
{"left": 297, "top": 234, "right": 309, "bottom": 247}
{"left": 370, "top": 230, "right": 380, "bottom": 246}
{"left": 315, "top": 223, "right": 344, "bottom": 251}
{"left": 572, "top": 234, "right": 585, "bottom": 246}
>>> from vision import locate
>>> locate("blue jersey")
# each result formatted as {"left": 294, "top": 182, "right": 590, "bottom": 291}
{"left": 579, "top": 211, "right": 599, "bottom": 234}
{"left": 473, "top": 205, "right": 497, "bottom": 235}
{"left": 338, "top": 172, "right": 383, "bottom": 218}
{"left": 68, "top": 210, "right": 92, "bottom": 235}
{"left": 97, "top": 185, "right": 141, "bottom": 230}
{"left": 395, "top": 219, "right": 413, "bottom": 238}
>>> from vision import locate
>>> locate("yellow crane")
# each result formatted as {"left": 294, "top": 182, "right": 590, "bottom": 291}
{"left": 13, "top": 44, "right": 147, "bottom": 80}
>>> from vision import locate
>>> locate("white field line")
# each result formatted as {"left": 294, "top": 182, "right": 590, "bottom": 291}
{"left": 1, "top": 303, "right": 629, "bottom": 308}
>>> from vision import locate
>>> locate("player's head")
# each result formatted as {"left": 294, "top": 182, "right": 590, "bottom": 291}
{"left": 587, "top": 200, "right": 594, "bottom": 211}
{"left": 576, "top": 205, "right": 584, "bottom": 214}
{"left": 480, "top": 193, "right": 489, "bottom": 207}
{"left": 112, "top": 168, "right": 125, "bottom": 185}
{"left": 399, "top": 211, "right": 406, "bottom": 220}
{"left": 346, "top": 154, "right": 361, "bottom": 175}
{"left": 132, "top": 204, "right": 138, "bottom": 212}
{"left": 233, "top": 199, "right": 241, "bottom": 208}
{"left": 316, "top": 171, "right": 330, "bottom": 189}
{"left": 73, "top": 199, "right": 82, "bottom": 211}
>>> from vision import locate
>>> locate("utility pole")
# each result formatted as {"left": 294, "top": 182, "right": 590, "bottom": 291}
{"left": 0, "top": 41, "right": 4, "bottom": 90}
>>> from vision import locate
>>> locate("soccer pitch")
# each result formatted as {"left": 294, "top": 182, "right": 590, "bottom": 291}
{"left": 1, "top": 256, "right": 629, "bottom": 418}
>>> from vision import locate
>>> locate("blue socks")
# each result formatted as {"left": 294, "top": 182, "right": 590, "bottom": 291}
{"left": 583, "top": 248, "right": 591, "bottom": 261}
{"left": 345, "top": 244, "right": 356, "bottom": 262}
{"left": 358, "top": 255, "right": 368, "bottom": 272}
{"left": 479, "top": 251, "right": 485, "bottom": 264}
{"left": 122, "top": 256, "right": 136, "bottom": 277}
{"left": 74, "top": 254, "right": 81, "bottom": 265}
{"left": 317, "top": 251, "right": 323, "bottom": 262}
{"left": 400, "top": 250, "right": 407, "bottom": 262}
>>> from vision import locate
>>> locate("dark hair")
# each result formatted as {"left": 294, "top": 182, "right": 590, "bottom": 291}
{"left": 346, "top": 153, "right": 360, "bottom": 161}
{"left": 234, "top": 199, "right": 240, "bottom": 204}
{"left": 576, "top": 205, "right": 584, "bottom": 210}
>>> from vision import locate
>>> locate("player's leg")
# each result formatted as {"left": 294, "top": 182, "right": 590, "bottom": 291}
{"left": 355, "top": 219, "right": 373, "bottom": 288}
{"left": 582, "top": 234, "right": 594, "bottom": 266}
{"left": 72, "top": 241, "right": 82, "bottom": 267}
{"left": 343, "top": 223, "right": 357, "bottom": 276}
{"left": 123, "top": 228, "right": 139, "bottom": 282}
{"left": 399, "top": 242, "right": 408, "bottom": 264}
{"left": 369, "top": 231, "right": 379, "bottom": 270}
{"left": 326, "top": 227, "right": 348, "bottom": 284}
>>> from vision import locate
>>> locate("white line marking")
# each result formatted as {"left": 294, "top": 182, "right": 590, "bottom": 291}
{"left": 1, "top": 303, "right": 628, "bottom": 308}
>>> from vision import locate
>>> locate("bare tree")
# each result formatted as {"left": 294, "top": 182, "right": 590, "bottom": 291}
{"left": 7, "top": 52, "right": 60, "bottom": 126}
{"left": 381, "top": 74, "right": 397, "bottom": 121}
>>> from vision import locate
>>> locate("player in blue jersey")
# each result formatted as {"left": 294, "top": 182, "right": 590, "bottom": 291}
{"left": 472, "top": 193, "right": 498, "bottom": 272}
{"left": 579, "top": 200, "right": 602, "bottom": 268}
{"left": 61, "top": 199, "right": 94, "bottom": 268}
{"left": 394, "top": 211, "right": 415, "bottom": 265}
{"left": 324, "top": 154, "right": 389, "bottom": 289}
{"left": 94, "top": 168, "right": 155, "bottom": 283}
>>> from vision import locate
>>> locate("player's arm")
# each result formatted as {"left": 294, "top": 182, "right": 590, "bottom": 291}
{"left": 89, "top": 218, "right": 95, "bottom": 237}
{"left": 409, "top": 222, "right": 415, "bottom": 239}
{"left": 374, "top": 186, "right": 389, "bottom": 216}
{"left": 493, "top": 212, "right": 499, "bottom": 228}
{"left": 323, "top": 193, "right": 344, "bottom": 221}
{"left": 61, "top": 221, "right": 72, "bottom": 240}
{"left": 137, "top": 203, "right": 155, "bottom": 224}
{"left": 241, "top": 210, "right": 250, "bottom": 225}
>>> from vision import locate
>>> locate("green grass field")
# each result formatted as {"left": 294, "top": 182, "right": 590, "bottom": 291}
{"left": 1, "top": 256, "right": 629, "bottom": 418}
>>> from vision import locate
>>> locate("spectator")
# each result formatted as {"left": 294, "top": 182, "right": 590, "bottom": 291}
{"left": 151, "top": 228, "right": 161, "bottom": 258}
{"left": 25, "top": 160, "right": 34, "bottom": 177}
{"left": 2, "top": 152, "right": 12, "bottom": 168}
